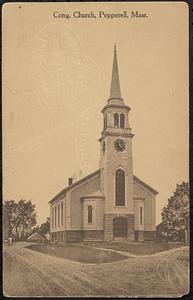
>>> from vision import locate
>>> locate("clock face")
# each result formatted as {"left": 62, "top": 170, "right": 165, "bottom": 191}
{"left": 102, "top": 141, "right": 106, "bottom": 154}
{"left": 114, "top": 139, "right": 125, "bottom": 152}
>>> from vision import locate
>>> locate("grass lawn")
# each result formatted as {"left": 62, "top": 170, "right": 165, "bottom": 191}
{"left": 80, "top": 240, "right": 184, "bottom": 255}
{"left": 26, "top": 243, "right": 127, "bottom": 263}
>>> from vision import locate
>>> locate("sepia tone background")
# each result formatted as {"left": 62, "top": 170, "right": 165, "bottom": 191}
{"left": 3, "top": 2, "right": 188, "bottom": 225}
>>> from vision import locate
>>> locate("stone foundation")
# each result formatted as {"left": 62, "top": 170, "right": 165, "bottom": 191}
{"left": 135, "top": 230, "right": 144, "bottom": 241}
{"left": 51, "top": 229, "right": 156, "bottom": 242}
{"left": 83, "top": 230, "right": 104, "bottom": 240}
{"left": 66, "top": 230, "right": 84, "bottom": 242}
{"left": 144, "top": 231, "right": 156, "bottom": 241}
{"left": 51, "top": 227, "right": 157, "bottom": 242}
{"left": 51, "top": 230, "right": 104, "bottom": 242}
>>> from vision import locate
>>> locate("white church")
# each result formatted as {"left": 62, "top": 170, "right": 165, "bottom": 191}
{"left": 49, "top": 46, "right": 158, "bottom": 242}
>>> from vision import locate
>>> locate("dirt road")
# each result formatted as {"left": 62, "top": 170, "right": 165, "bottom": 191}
{"left": 3, "top": 242, "right": 189, "bottom": 297}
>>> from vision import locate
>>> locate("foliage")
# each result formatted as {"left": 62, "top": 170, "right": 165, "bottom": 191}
{"left": 4, "top": 199, "right": 37, "bottom": 239}
{"left": 39, "top": 218, "right": 50, "bottom": 235}
{"left": 30, "top": 218, "right": 50, "bottom": 236}
{"left": 160, "top": 182, "right": 189, "bottom": 242}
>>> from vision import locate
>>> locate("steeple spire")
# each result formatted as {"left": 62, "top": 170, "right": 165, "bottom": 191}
{"left": 109, "top": 44, "right": 122, "bottom": 99}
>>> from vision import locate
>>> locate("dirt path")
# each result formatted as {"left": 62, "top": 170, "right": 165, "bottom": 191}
{"left": 3, "top": 242, "right": 189, "bottom": 297}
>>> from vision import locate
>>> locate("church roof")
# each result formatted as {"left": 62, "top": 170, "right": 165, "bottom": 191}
{"left": 133, "top": 175, "right": 158, "bottom": 195}
{"left": 109, "top": 44, "right": 122, "bottom": 100}
{"left": 49, "top": 169, "right": 158, "bottom": 205}
{"left": 49, "top": 169, "right": 100, "bottom": 204}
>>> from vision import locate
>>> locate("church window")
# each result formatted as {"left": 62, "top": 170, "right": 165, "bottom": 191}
{"left": 58, "top": 204, "right": 60, "bottom": 227}
{"left": 120, "top": 114, "right": 125, "bottom": 128}
{"left": 104, "top": 115, "right": 107, "bottom": 130}
{"left": 52, "top": 207, "right": 54, "bottom": 228}
{"left": 140, "top": 207, "right": 143, "bottom": 225}
{"left": 55, "top": 206, "right": 57, "bottom": 227}
{"left": 61, "top": 202, "right": 63, "bottom": 226}
{"left": 115, "top": 169, "right": 125, "bottom": 206}
{"left": 114, "top": 113, "right": 119, "bottom": 128}
{"left": 88, "top": 205, "right": 93, "bottom": 224}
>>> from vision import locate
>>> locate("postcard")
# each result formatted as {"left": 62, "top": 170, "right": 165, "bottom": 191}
{"left": 3, "top": 2, "right": 189, "bottom": 297}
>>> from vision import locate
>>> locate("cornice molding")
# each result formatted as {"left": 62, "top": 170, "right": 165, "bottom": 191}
{"left": 101, "top": 104, "right": 131, "bottom": 113}
{"left": 98, "top": 131, "right": 134, "bottom": 141}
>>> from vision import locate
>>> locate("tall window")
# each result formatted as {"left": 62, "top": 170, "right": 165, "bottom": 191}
{"left": 140, "top": 207, "right": 143, "bottom": 225}
{"left": 58, "top": 204, "right": 60, "bottom": 227}
{"left": 61, "top": 202, "right": 63, "bottom": 226}
{"left": 114, "top": 113, "right": 119, "bottom": 128}
{"left": 115, "top": 169, "right": 125, "bottom": 206}
{"left": 88, "top": 206, "right": 93, "bottom": 224}
{"left": 104, "top": 115, "right": 107, "bottom": 130}
{"left": 55, "top": 206, "right": 57, "bottom": 227}
{"left": 52, "top": 207, "right": 54, "bottom": 228}
{"left": 120, "top": 114, "right": 125, "bottom": 128}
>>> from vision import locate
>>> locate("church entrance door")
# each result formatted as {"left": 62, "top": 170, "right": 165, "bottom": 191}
{"left": 113, "top": 217, "right": 128, "bottom": 239}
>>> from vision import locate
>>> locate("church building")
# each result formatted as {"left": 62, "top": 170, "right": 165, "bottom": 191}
{"left": 49, "top": 46, "right": 158, "bottom": 242}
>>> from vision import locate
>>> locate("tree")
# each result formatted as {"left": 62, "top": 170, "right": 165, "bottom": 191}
{"left": 39, "top": 217, "right": 50, "bottom": 235}
{"left": 4, "top": 199, "right": 37, "bottom": 240}
{"left": 161, "top": 182, "right": 189, "bottom": 243}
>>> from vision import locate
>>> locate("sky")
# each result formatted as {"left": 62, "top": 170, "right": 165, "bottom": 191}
{"left": 3, "top": 2, "right": 188, "bottom": 225}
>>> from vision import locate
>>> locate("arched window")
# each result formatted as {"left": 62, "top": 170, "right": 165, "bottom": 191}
{"left": 115, "top": 168, "right": 125, "bottom": 206}
{"left": 114, "top": 113, "right": 119, "bottom": 128}
{"left": 120, "top": 114, "right": 125, "bottom": 128}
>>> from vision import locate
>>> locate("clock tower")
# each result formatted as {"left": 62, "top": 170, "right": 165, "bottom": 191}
{"left": 99, "top": 45, "right": 135, "bottom": 240}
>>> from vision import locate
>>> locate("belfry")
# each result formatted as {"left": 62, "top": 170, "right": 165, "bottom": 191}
{"left": 49, "top": 46, "right": 158, "bottom": 242}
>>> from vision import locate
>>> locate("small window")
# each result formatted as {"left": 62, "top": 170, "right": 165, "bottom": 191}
{"left": 114, "top": 113, "right": 119, "bottom": 128}
{"left": 120, "top": 114, "right": 125, "bottom": 128}
{"left": 140, "top": 207, "right": 143, "bottom": 225}
{"left": 88, "top": 205, "right": 92, "bottom": 224}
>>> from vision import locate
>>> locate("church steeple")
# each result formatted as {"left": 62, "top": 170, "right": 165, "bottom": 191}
{"left": 99, "top": 46, "right": 134, "bottom": 242}
{"left": 109, "top": 44, "right": 122, "bottom": 100}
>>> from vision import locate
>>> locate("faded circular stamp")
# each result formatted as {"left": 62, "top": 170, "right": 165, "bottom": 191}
{"left": 28, "top": 22, "right": 103, "bottom": 177}
{"left": 30, "top": 23, "right": 101, "bottom": 111}
{"left": 74, "top": 103, "right": 102, "bottom": 176}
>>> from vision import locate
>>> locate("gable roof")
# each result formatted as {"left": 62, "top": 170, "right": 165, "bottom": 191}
{"left": 27, "top": 232, "right": 46, "bottom": 240}
{"left": 133, "top": 175, "right": 158, "bottom": 195}
{"left": 49, "top": 169, "right": 100, "bottom": 204}
{"left": 49, "top": 170, "right": 158, "bottom": 205}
